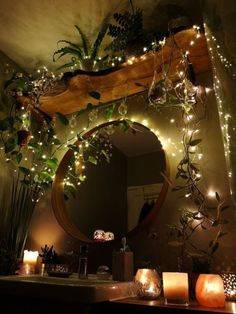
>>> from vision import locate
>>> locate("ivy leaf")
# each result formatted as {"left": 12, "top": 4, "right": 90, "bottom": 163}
{"left": 88, "top": 156, "right": 97, "bottom": 165}
{"left": 56, "top": 112, "right": 69, "bottom": 125}
{"left": 19, "top": 166, "right": 30, "bottom": 176}
{"left": 86, "top": 103, "right": 94, "bottom": 110}
{"left": 89, "top": 91, "right": 100, "bottom": 100}
{"left": 175, "top": 172, "right": 181, "bottom": 179}
{"left": 215, "top": 192, "right": 221, "bottom": 202}
{"left": 5, "top": 137, "right": 16, "bottom": 153}
{"left": 28, "top": 143, "right": 39, "bottom": 152}
{"left": 45, "top": 157, "right": 58, "bottom": 171}
{"left": 101, "top": 149, "right": 110, "bottom": 162}
{"left": 190, "top": 163, "right": 199, "bottom": 172}
{"left": 16, "top": 153, "right": 22, "bottom": 164}
{"left": 217, "top": 232, "right": 228, "bottom": 239}
{"left": 40, "top": 171, "right": 52, "bottom": 180}
{"left": 52, "top": 138, "right": 61, "bottom": 145}
{"left": 189, "top": 139, "right": 202, "bottom": 146}
{"left": 68, "top": 144, "right": 79, "bottom": 152}
{"left": 180, "top": 158, "right": 189, "bottom": 165}
{"left": 180, "top": 174, "right": 189, "bottom": 179}
{"left": 79, "top": 175, "right": 86, "bottom": 182}
{"left": 66, "top": 184, "right": 77, "bottom": 198}
{"left": 172, "top": 186, "right": 185, "bottom": 191}
{"left": 211, "top": 242, "right": 219, "bottom": 255}
{"left": 105, "top": 104, "right": 115, "bottom": 120}
{"left": 20, "top": 179, "right": 31, "bottom": 186}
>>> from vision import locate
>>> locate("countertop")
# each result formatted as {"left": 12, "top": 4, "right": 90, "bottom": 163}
{"left": 0, "top": 273, "right": 136, "bottom": 303}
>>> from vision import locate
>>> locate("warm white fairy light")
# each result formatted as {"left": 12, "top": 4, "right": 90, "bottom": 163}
{"left": 207, "top": 190, "right": 215, "bottom": 198}
{"left": 205, "top": 24, "right": 233, "bottom": 159}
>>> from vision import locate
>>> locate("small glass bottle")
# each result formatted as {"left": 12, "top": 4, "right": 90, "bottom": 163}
{"left": 78, "top": 245, "right": 88, "bottom": 279}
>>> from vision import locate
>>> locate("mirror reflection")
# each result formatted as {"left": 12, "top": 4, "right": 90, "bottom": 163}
{"left": 65, "top": 122, "right": 167, "bottom": 240}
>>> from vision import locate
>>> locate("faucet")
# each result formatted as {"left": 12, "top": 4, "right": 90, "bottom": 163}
{"left": 78, "top": 244, "right": 88, "bottom": 279}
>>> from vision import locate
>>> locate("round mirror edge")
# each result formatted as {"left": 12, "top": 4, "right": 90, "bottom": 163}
{"left": 51, "top": 150, "right": 93, "bottom": 243}
{"left": 51, "top": 120, "right": 170, "bottom": 244}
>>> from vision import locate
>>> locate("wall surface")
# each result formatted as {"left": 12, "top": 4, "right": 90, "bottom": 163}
{"left": 24, "top": 69, "right": 236, "bottom": 274}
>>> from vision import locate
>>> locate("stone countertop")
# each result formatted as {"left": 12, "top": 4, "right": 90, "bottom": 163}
{"left": 110, "top": 297, "right": 236, "bottom": 314}
{"left": 0, "top": 274, "right": 136, "bottom": 304}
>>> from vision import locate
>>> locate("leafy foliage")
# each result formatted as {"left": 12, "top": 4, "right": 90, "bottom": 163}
{"left": 53, "top": 18, "right": 112, "bottom": 72}
{"left": 39, "top": 244, "right": 58, "bottom": 264}
{"left": 106, "top": 1, "right": 151, "bottom": 56}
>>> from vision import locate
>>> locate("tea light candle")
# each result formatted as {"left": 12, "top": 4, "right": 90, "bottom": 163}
{"left": 162, "top": 272, "right": 189, "bottom": 305}
{"left": 22, "top": 250, "right": 39, "bottom": 274}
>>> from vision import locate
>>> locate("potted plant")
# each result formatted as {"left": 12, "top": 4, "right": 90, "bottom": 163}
{"left": 39, "top": 244, "right": 58, "bottom": 275}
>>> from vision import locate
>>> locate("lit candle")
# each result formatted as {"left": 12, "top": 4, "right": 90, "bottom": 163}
{"left": 162, "top": 272, "right": 189, "bottom": 305}
{"left": 135, "top": 269, "right": 162, "bottom": 300}
{"left": 22, "top": 250, "right": 39, "bottom": 275}
{"left": 195, "top": 274, "right": 225, "bottom": 307}
{"left": 93, "top": 229, "right": 105, "bottom": 241}
{"left": 104, "top": 231, "right": 114, "bottom": 241}
{"left": 221, "top": 273, "right": 236, "bottom": 301}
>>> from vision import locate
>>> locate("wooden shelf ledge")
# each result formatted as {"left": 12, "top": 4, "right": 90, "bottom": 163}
{"left": 38, "top": 28, "right": 211, "bottom": 116}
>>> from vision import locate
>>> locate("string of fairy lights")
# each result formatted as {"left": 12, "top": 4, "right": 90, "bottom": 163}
{"left": 204, "top": 23, "right": 236, "bottom": 181}
{"left": 0, "top": 24, "right": 224, "bottom": 207}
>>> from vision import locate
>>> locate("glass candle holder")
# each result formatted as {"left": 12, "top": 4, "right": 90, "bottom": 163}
{"left": 221, "top": 273, "right": 236, "bottom": 301}
{"left": 162, "top": 272, "right": 189, "bottom": 306}
{"left": 135, "top": 268, "right": 162, "bottom": 300}
{"left": 93, "top": 229, "right": 105, "bottom": 242}
{"left": 104, "top": 231, "right": 114, "bottom": 241}
{"left": 195, "top": 274, "right": 225, "bottom": 308}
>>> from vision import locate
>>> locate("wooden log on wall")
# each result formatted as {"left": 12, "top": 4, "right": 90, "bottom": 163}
{"left": 39, "top": 28, "right": 211, "bottom": 116}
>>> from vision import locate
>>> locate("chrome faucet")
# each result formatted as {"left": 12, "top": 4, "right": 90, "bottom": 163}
{"left": 78, "top": 245, "right": 88, "bottom": 279}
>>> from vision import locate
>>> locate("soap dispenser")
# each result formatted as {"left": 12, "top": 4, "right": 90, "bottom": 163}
{"left": 112, "top": 237, "right": 134, "bottom": 281}
{"left": 78, "top": 244, "right": 88, "bottom": 279}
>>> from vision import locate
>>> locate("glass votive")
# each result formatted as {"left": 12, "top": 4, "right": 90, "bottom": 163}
{"left": 93, "top": 229, "right": 105, "bottom": 242}
{"left": 195, "top": 274, "right": 225, "bottom": 308}
{"left": 220, "top": 273, "right": 236, "bottom": 301}
{"left": 135, "top": 268, "right": 162, "bottom": 300}
{"left": 162, "top": 272, "right": 189, "bottom": 306}
{"left": 104, "top": 231, "right": 114, "bottom": 241}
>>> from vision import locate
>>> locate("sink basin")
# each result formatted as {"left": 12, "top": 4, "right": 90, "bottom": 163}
{"left": 0, "top": 274, "right": 136, "bottom": 303}
{"left": 3, "top": 273, "right": 116, "bottom": 285}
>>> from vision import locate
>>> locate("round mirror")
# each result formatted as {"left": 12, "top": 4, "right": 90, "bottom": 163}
{"left": 52, "top": 120, "right": 169, "bottom": 243}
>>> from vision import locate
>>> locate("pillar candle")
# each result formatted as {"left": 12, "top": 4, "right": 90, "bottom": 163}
{"left": 22, "top": 250, "right": 39, "bottom": 275}
{"left": 162, "top": 272, "right": 189, "bottom": 305}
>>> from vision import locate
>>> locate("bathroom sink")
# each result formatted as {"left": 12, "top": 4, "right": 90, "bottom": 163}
{"left": 2, "top": 273, "right": 116, "bottom": 285}
{"left": 0, "top": 274, "right": 136, "bottom": 303}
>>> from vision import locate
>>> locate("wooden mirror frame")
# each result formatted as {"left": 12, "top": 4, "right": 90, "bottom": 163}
{"left": 51, "top": 120, "right": 170, "bottom": 243}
